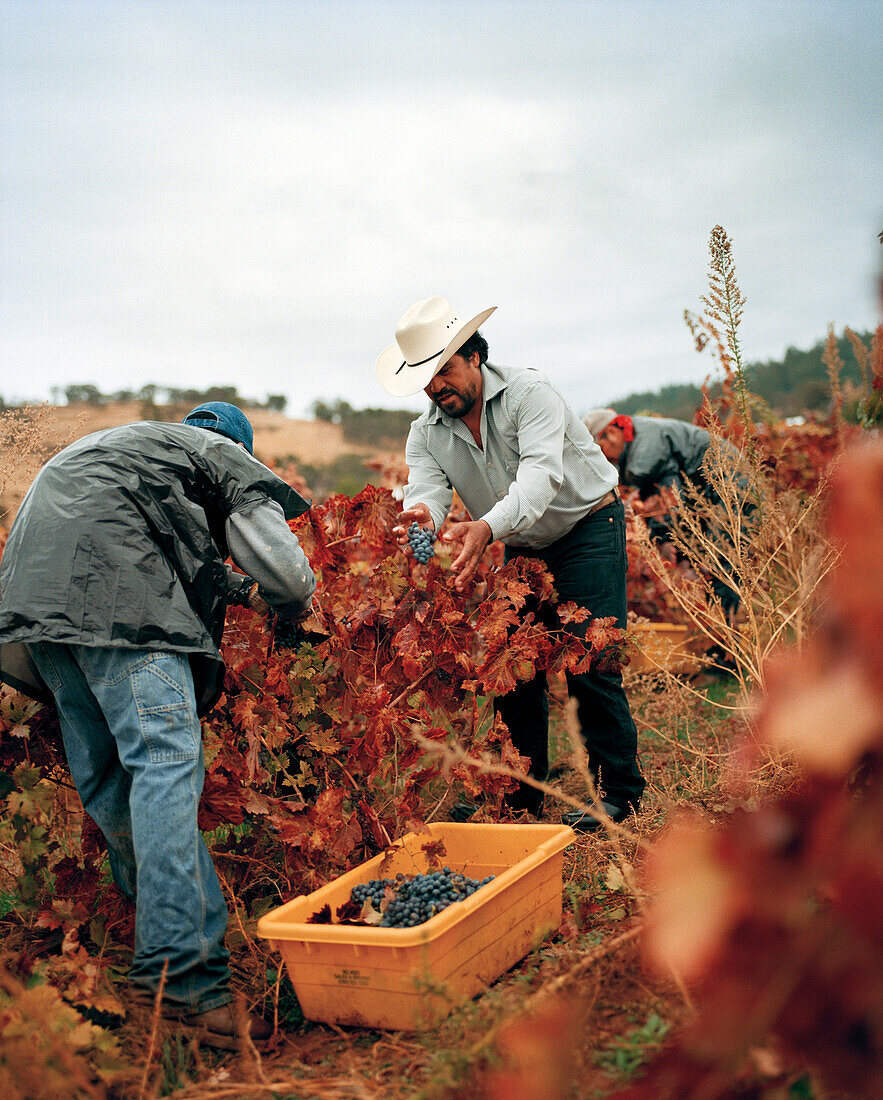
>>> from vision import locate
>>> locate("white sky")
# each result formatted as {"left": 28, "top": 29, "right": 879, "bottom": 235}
{"left": 2, "top": 0, "right": 881, "bottom": 417}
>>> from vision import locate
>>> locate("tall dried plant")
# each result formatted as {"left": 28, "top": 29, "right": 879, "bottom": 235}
{"left": 844, "top": 325, "right": 871, "bottom": 396}
{"left": 637, "top": 228, "right": 839, "bottom": 717}
{"left": 822, "top": 323, "right": 845, "bottom": 443}
{"left": 633, "top": 441, "right": 836, "bottom": 702}
{"left": 684, "top": 225, "right": 754, "bottom": 447}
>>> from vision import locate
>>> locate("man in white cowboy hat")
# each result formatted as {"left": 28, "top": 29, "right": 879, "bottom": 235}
{"left": 375, "top": 296, "right": 645, "bottom": 831}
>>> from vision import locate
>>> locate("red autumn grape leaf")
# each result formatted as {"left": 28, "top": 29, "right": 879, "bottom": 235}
{"left": 421, "top": 838, "right": 447, "bottom": 869}
{"left": 475, "top": 615, "right": 551, "bottom": 694}
{"left": 348, "top": 484, "right": 400, "bottom": 552}
{"left": 306, "top": 903, "right": 332, "bottom": 925}
{"left": 556, "top": 600, "right": 591, "bottom": 625}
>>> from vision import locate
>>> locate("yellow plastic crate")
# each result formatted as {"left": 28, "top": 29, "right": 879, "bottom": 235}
{"left": 628, "top": 621, "right": 700, "bottom": 673}
{"left": 256, "top": 822, "right": 575, "bottom": 1031}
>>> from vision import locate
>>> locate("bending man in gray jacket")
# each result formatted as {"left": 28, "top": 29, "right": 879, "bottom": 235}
{"left": 0, "top": 402, "right": 315, "bottom": 1047}
{"left": 584, "top": 409, "right": 747, "bottom": 616}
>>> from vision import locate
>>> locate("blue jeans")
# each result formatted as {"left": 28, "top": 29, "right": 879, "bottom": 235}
{"left": 498, "top": 498, "right": 646, "bottom": 811}
{"left": 29, "top": 642, "right": 231, "bottom": 1012}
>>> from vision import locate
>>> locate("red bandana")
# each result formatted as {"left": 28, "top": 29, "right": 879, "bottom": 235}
{"left": 610, "top": 414, "right": 635, "bottom": 442}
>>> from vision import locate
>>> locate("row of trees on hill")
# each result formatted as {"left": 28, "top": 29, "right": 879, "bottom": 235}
{"left": 612, "top": 330, "right": 874, "bottom": 420}
{"left": 310, "top": 331, "right": 876, "bottom": 437}
{"left": 4, "top": 330, "right": 872, "bottom": 430}
{"left": 0, "top": 384, "right": 288, "bottom": 414}
{"left": 310, "top": 398, "right": 421, "bottom": 447}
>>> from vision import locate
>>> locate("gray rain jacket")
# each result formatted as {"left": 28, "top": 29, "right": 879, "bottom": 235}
{"left": 0, "top": 422, "right": 311, "bottom": 714}
{"left": 619, "top": 415, "right": 715, "bottom": 497}
{"left": 619, "top": 415, "right": 748, "bottom": 543}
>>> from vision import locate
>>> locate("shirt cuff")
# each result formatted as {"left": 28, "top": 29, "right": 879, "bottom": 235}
{"left": 482, "top": 502, "right": 515, "bottom": 542}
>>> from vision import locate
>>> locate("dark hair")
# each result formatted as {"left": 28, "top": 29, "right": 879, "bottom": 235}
{"left": 456, "top": 331, "right": 489, "bottom": 366}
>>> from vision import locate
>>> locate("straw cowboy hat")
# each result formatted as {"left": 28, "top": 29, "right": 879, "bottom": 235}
{"left": 375, "top": 296, "right": 497, "bottom": 396}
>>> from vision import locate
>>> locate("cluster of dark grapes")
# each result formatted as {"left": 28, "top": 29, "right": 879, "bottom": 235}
{"left": 349, "top": 867, "right": 495, "bottom": 928}
{"left": 273, "top": 617, "right": 307, "bottom": 651}
{"left": 408, "top": 522, "right": 436, "bottom": 564}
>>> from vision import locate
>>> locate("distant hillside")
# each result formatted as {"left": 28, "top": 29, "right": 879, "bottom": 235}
{"left": 611, "top": 331, "right": 874, "bottom": 420}
{"left": 0, "top": 403, "right": 390, "bottom": 528}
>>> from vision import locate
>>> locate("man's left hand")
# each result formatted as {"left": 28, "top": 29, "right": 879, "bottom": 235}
{"left": 442, "top": 520, "right": 493, "bottom": 593}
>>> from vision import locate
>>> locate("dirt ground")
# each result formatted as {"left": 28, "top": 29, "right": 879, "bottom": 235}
{"left": 0, "top": 402, "right": 380, "bottom": 528}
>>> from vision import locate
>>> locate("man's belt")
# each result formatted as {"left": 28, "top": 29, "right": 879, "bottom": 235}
{"left": 585, "top": 488, "right": 618, "bottom": 516}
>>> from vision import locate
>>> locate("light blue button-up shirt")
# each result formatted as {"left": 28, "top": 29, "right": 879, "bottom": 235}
{"left": 403, "top": 363, "right": 617, "bottom": 549}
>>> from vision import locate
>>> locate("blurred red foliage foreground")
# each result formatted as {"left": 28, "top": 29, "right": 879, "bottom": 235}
{"left": 624, "top": 439, "right": 883, "bottom": 1099}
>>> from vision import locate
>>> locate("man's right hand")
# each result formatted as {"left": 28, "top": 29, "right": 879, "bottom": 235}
{"left": 393, "top": 503, "right": 434, "bottom": 545}
{"left": 444, "top": 519, "right": 493, "bottom": 592}
{"left": 247, "top": 585, "right": 271, "bottom": 615}
{"left": 272, "top": 603, "right": 315, "bottom": 651}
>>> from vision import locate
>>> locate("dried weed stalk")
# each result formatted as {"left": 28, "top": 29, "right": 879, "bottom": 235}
{"left": 637, "top": 227, "right": 840, "bottom": 713}
{"left": 684, "top": 224, "right": 754, "bottom": 445}
{"left": 633, "top": 442, "right": 836, "bottom": 702}
{"left": 822, "top": 323, "right": 845, "bottom": 443}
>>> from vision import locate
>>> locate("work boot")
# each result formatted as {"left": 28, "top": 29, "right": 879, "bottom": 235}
{"left": 174, "top": 1003, "right": 273, "bottom": 1050}
{"left": 562, "top": 800, "right": 635, "bottom": 833}
{"left": 131, "top": 989, "right": 273, "bottom": 1051}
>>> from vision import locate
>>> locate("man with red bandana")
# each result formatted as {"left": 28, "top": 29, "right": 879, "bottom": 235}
{"left": 584, "top": 409, "right": 746, "bottom": 618}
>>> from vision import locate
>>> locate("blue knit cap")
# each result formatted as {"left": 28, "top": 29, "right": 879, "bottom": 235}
{"left": 182, "top": 402, "right": 254, "bottom": 455}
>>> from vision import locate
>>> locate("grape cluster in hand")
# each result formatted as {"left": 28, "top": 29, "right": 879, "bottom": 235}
{"left": 273, "top": 617, "right": 306, "bottom": 651}
{"left": 408, "top": 522, "right": 436, "bottom": 564}
{"left": 350, "top": 867, "right": 495, "bottom": 928}
{"left": 226, "top": 575, "right": 257, "bottom": 608}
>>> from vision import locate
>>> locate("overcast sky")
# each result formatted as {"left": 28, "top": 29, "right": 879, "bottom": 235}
{"left": 2, "top": 0, "right": 880, "bottom": 417}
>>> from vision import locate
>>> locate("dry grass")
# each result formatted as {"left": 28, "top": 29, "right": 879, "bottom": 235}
{"left": 0, "top": 405, "right": 84, "bottom": 524}
{"left": 0, "top": 403, "right": 379, "bottom": 528}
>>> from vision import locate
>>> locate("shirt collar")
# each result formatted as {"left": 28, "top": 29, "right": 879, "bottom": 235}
{"left": 425, "top": 363, "right": 508, "bottom": 425}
